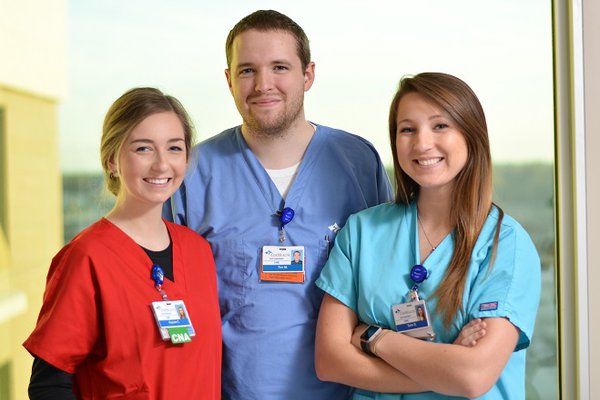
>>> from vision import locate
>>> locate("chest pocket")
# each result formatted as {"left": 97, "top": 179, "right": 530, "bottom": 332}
{"left": 210, "top": 239, "right": 252, "bottom": 316}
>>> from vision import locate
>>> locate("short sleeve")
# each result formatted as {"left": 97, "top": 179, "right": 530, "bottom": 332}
{"left": 23, "top": 245, "right": 101, "bottom": 373}
{"left": 315, "top": 216, "right": 359, "bottom": 313}
{"left": 467, "top": 222, "right": 541, "bottom": 351}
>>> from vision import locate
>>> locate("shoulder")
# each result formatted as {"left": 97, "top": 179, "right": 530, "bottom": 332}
{"left": 47, "top": 219, "right": 117, "bottom": 279}
{"left": 343, "top": 202, "right": 406, "bottom": 232}
{"left": 66, "top": 219, "right": 117, "bottom": 255}
{"left": 485, "top": 207, "right": 533, "bottom": 242}
{"left": 184, "top": 127, "right": 240, "bottom": 180}
{"left": 315, "top": 124, "right": 380, "bottom": 155}
{"left": 477, "top": 206, "right": 539, "bottom": 259}
{"left": 186, "top": 127, "right": 240, "bottom": 164}
{"left": 196, "top": 126, "right": 240, "bottom": 148}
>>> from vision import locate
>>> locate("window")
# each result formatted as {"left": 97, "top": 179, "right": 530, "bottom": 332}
{"left": 61, "top": 2, "right": 559, "bottom": 398}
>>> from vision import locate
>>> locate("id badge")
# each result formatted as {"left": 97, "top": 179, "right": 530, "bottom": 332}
{"left": 260, "top": 245, "right": 305, "bottom": 283}
{"left": 150, "top": 300, "right": 195, "bottom": 344}
{"left": 391, "top": 299, "right": 435, "bottom": 341}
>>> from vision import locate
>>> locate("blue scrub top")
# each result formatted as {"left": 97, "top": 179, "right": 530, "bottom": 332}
{"left": 165, "top": 125, "right": 393, "bottom": 400}
{"left": 316, "top": 202, "right": 541, "bottom": 400}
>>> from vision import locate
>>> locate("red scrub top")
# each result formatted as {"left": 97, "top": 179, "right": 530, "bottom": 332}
{"left": 24, "top": 218, "right": 221, "bottom": 399}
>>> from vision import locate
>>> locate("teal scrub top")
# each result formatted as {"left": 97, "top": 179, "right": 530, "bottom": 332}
{"left": 316, "top": 202, "right": 541, "bottom": 400}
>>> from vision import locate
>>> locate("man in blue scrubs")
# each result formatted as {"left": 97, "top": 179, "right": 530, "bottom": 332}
{"left": 165, "top": 10, "right": 393, "bottom": 400}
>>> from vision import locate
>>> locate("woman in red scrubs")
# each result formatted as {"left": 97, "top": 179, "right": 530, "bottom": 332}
{"left": 24, "top": 88, "right": 221, "bottom": 399}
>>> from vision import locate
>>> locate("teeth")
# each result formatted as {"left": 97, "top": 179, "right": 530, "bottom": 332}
{"left": 418, "top": 158, "right": 442, "bottom": 166}
{"left": 145, "top": 178, "right": 169, "bottom": 184}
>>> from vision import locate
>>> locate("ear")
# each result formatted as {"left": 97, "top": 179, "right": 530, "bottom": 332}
{"left": 303, "top": 62, "right": 316, "bottom": 91}
{"left": 108, "top": 157, "right": 118, "bottom": 174}
{"left": 225, "top": 68, "right": 234, "bottom": 94}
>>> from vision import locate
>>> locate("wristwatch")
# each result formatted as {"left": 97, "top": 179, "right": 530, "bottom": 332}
{"left": 360, "top": 325, "right": 383, "bottom": 357}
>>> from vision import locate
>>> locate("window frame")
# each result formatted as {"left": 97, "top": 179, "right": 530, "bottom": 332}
{"left": 553, "top": 0, "right": 589, "bottom": 398}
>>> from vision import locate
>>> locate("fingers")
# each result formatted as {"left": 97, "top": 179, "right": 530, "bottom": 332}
{"left": 455, "top": 318, "right": 487, "bottom": 347}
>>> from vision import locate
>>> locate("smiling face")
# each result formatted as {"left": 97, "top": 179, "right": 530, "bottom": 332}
{"left": 394, "top": 92, "right": 468, "bottom": 198}
{"left": 111, "top": 111, "right": 187, "bottom": 209}
{"left": 225, "top": 29, "right": 314, "bottom": 137}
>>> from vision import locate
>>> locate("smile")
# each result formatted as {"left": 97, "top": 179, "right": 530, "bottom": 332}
{"left": 416, "top": 158, "right": 443, "bottom": 166}
{"left": 144, "top": 178, "right": 170, "bottom": 185}
{"left": 250, "top": 96, "right": 281, "bottom": 106}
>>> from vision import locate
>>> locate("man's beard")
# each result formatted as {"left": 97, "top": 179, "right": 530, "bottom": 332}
{"left": 240, "top": 94, "right": 304, "bottom": 138}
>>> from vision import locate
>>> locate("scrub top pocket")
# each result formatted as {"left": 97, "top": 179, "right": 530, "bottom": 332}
{"left": 210, "top": 239, "right": 251, "bottom": 315}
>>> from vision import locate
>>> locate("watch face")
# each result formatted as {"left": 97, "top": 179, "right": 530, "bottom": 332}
{"left": 361, "top": 325, "right": 382, "bottom": 342}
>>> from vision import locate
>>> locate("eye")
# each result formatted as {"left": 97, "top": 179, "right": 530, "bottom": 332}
{"left": 273, "top": 65, "right": 288, "bottom": 72}
{"left": 239, "top": 68, "right": 254, "bottom": 76}
{"left": 434, "top": 123, "right": 449, "bottom": 130}
{"left": 169, "top": 145, "right": 185, "bottom": 152}
{"left": 135, "top": 146, "right": 152, "bottom": 153}
{"left": 398, "top": 127, "right": 415, "bottom": 134}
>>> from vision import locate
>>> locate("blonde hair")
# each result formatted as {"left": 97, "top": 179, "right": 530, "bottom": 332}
{"left": 100, "top": 87, "right": 194, "bottom": 196}
{"left": 388, "top": 72, "right": 503, "bottom": 327}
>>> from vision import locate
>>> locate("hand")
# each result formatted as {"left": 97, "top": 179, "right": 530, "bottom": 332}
{"left": 454, "top": 318, "right": 487, "bottom": 347}
{"left": 351, "top": 323, "right": 369, "bottom": 349}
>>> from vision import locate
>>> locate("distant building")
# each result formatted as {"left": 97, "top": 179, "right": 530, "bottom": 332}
{"left": 63, "top": 173, "right": 112, "bottom": 243}
{"left": 0, "top": 1, "right": 67, "bottom": 398}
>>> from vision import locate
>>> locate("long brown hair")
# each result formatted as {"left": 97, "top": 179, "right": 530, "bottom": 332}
{"left": 388, "top": 72, "right": 503, "bottom": 327}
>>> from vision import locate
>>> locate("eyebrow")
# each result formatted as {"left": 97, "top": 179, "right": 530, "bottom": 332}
{"left": 128, "top": 138, "right": 185, "bottom": 144}
{"left": 397, "top": 114, "right": 446, "bottom": 124}
{"left": 235, "top": 59, "right": 293, "bottom": 70}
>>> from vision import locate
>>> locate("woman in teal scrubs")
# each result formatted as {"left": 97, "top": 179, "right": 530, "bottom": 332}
{"left": 315, "top": 72, "right": 541, "bottom": 399}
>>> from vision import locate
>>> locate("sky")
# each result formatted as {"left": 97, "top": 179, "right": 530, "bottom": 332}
{"left": 60, "top": 0, "right": 554, "bottom": 172}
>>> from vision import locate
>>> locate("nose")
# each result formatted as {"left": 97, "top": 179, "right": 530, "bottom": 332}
{"left": 413, "top": 129, "right": 434, "bottom": 152}
{"left": 152, "top": 150, "right": 169, "bottom": 172}
{"left": 254, "top": 70, "right": 274, "bottom": 93}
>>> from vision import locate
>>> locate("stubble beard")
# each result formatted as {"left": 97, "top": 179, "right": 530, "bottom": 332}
{"left": 241, "top": 94, "right": 305, "bottom": 139}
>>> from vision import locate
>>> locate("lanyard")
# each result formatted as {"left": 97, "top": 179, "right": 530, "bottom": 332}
{"left": 151, "top": 264, "right": 169, "bottom": 300}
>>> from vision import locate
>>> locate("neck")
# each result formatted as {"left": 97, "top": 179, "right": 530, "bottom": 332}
{"left": 416, "top": 190, "right": 453, "bottom": 263}
{"left": 241, "top": 119, "right": 315, "bottom": 169}
{"left": 105, "top": 199, "right": 169, "bottom": 251}
{"left": 417, "top": 184, "right": 454, "bottom": 224}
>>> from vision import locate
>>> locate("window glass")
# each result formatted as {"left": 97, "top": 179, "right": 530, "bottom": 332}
{"left": 61, "top": 2, "right": 557, "bottom": 398}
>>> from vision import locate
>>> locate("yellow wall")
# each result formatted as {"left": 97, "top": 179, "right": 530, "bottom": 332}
{"left": 0, "top": 1, "right": 67, "bottom": 98}
{"left": 0, "top": 87, "right": 63, "bottom": 398}
{"left": 0, "top": 1, "right": 65, "bottom": 396}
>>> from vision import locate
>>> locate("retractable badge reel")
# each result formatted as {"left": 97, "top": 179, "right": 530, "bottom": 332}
{"left": 151, "top": 264, "right": 168, "bottom": 300}
{"left": 409, "top": 264, "right": 428, "bottom": 301}
{"left": 277, "top": 207, "right": 295, "bottom": 243}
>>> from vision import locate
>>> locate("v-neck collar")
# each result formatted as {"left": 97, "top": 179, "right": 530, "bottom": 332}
{"left": 99, "top": 218, "right": 187, "bottom": 296}
{"left": 234, "top": 124, "right": 326, "bottom": 214}
{"left": 409, "top": 202, "right": 453, "bottom": 268}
